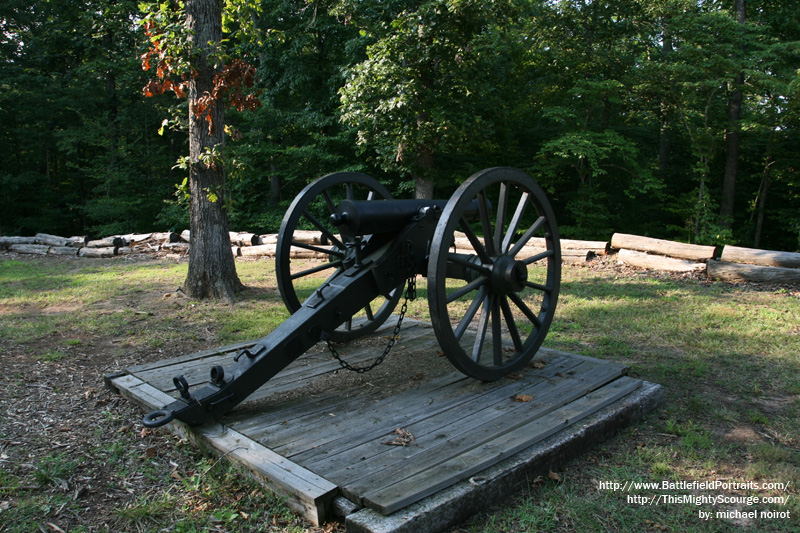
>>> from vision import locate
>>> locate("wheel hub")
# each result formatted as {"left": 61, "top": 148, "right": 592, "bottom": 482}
{"left": 490, "top": 254, "right": 528, "bottom": 295}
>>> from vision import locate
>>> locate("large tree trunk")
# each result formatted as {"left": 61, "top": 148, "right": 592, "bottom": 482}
{"left": 719, "top": 0, "right": 747, "bottom": 229}
{"left": 182, "top": 0, "right": 243, "bottom": 303}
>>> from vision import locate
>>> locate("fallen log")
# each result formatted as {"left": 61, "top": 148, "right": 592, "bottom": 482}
{"left": 618, "top": 248, "right": 706, "bottom": 273}
{"left": 48, "top": 246, "right": 79, "bottom": 256}
{"left": 230, "top": 232, "right": 259, "bottom": 246}
{"left": 86, "top": 236, "right": 125, "bottom": 248}
{"left": 240, "top": 244, "right": 276, "bottom": 257}
{"left": 0, "top": 236, "right": 36, "bottom": 247}
{"left": 9, "top": 244, "right": 50, "bottom": 255}
{"left": 516, "top": 246, "right": 594, "bottom": 263}
{"left": 151, "top": 232, "right": 181, "bottom": 243}
{"left": 65, "top": 236, "right": 89, "bottom": 247}
{"left": 34, "top": 233, "right": 68, "bottom": 247}
{"left": 707, "top": 260, "right": 800, "bottom": 284}
{"left": 79, "top": 247, "right": 116, "bottom": 258}
{"left": 611, "top": 233, "right": 717, "bottom": 261}
{"left": 720, "top": 245, "right": 800, "bottom": 269}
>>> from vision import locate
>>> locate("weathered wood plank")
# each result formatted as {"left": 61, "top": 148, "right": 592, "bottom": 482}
{"left": 301, "top": 355, "right": 583, "bottom": 476}
{"left": 108, "top": 373, "right": 338, "bottom": 525}
{"left": 337, "top": 360, "right": 627, "bottom": 502}
{"left": 362, "top": 376, "right": 643, "bottom": 514}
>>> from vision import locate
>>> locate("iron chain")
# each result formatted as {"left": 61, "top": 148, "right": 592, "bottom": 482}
{"left": 326, "top": 242, "right": 417, "bottom": 373}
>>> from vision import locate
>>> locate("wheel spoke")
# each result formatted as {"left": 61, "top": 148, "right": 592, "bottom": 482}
{"left": 458, "top": 217, "right": 492, "bottom": 264}
{"left": 363, "top": 303, "right": 375, "bottom": 321}
{"left": 522, "top": 249, "right": 554, "bottom": 265}
{"left": 472, "top": 292, "right": 492, "bottom": 362}
{"left": 494, "top": 182, "right": 510, "bottom": 254}
{"left": 289, "top": 260, "right": 343, "bottom": 280}
{"left": 525, "top": 280, "right": 552, "bottom": 293}
{"left": 322, "top": 190, "right": 336, "bottom": 214}
{"left": 447, "top": 252, "right": 492, "bottom": 276}
{"left": 491, "top": 295, "right": 502, "bottom": 365}
{"left": 508, "top": 216, "right": 546, "bottom": 258}
{"left": 501, "top": 191, "right": 529, "bottom": 253}
{"left": 302, "top": 210, "right": 345, "bottom": 250}
{"left": 477, "top": 191, "right": 496, "bottom": 257}
{"left": 499, "top": 296, "right": 523, "bottom": 352}
{"left": 454, "top": 285, "right": 487, "bottom": 341}
{"left": 345, "top": 182, "right": 354, "bottom": 200}
{"left": 290, "top": 240, "right": 344, "bottom": 257}
{"left": 446, "top": 276, "right": 486, "bottom": 304}
{"left": 508, "top": 292, "right": 543, "bottom": 330}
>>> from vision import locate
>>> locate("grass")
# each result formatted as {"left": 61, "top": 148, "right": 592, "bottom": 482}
{"left": 1, "top": 255, "right": 799, "bottom": 531}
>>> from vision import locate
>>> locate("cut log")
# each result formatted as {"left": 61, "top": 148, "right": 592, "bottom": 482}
{"left": 34, "top": 233, "right": 68, "bottom": 247}
{"left": 451, "top": 232, "right": 604, "bottom": 256}
{"left": 151, "top": 232, "right": 181, "bottom": 243}
{"left": 87, "top": 236, "right": 125, "bottom": 248}
{"left": 291, "top": 230, "right": 328, "bottom": 245}
{"left": 232, "top": 245, "right": 241, "bottom": 257}
{"left": 720, "top": 245, "right": 800, "bottom": 269}
{"left": 162, "top": 242, "right": 190, "bottom": 252}
{"left": 707, "top": 260, "right": 800, "bottom": 283}
{"left": 611, "top": 233, "right": 717, "bottom": 261}
{"left": 259, "top": 234, "right": 278, "bottom": 245}
{"left": 9, "top": 244, "right": 50, "bottom": 255}
{"left": 618, "top": 249, "right": 706, "bottom": 273}
{"left": 116, "top": 246, "right": 134, "bottom": 255}
{"left": 66, "top": 236, "right": 89, "bottom": 247}
{"left": 48, "top": 246, "right": 79, "bottom": 256}
{"left": 240, "top": 244, "right": 277, "bottom": 257}
{"left": 120, "top": 233, "right": 153, "bottom": 244}
{"left": 0, "top": 236, "right": 36, "bottom": 247}
{"left": 180, "top": 229, "right": 191, "bottom": 242}
{"left": 229, "top": 232, "right": 259, "bottom": 246}
{"left": 79, "top": 247, "right": 116, "bottom": 258}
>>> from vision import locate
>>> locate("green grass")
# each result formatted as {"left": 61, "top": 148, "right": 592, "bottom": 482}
{"left": 1, "top": 256, "right": 799, "bottom": 531}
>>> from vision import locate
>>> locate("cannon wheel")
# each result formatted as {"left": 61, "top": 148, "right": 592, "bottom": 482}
{"left": 276, "top": 172, "right": 403, "bottom": 342}
{"left": 428, "top": 168, "right": 561, "bottom": 381}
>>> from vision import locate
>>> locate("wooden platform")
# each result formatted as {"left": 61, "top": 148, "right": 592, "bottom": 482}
{"left": 107, "top": 319, "right": 662, "bottom": 530}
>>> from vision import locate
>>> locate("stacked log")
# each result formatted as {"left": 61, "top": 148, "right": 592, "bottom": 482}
{"left": 611, "top": 233, "right": 715, "bottom": 273}
{"left": 707, "top": 245, "right": 800, "bottom": 283}
{"left": 451, "top": 232, "right": 603, "bottom": 263}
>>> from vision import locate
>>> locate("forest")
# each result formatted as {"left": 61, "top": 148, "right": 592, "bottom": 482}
{"left": 2, "top": 0, "right": 799, "bottom": 251}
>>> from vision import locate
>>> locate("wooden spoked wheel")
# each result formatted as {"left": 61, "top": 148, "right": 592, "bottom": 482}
{"left": 427, "top": 168, "right": 561, "bottom": 381}
{"left": 276, "top": 172, "right": 403, "bottom": 342}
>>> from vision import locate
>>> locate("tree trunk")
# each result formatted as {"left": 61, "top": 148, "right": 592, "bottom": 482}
{"left": 719, "top": 0, "right": 747, "bottom": 229}
{"left": 182, "top": 0, "right": 243, "bottom": 304}
{"left": 414, "top": 143, "right": 435, "bottom": 200}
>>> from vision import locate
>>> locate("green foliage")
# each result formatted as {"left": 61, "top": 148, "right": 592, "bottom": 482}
{"left": 1, "top": 0, "right": 799, "bottom": 249}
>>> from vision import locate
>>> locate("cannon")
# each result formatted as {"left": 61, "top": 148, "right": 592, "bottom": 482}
{"left": 143, "top": 167, "right": 561, "bottom": 427}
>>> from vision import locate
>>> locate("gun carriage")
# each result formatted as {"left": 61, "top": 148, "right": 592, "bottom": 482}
{"left": 143, "top": 167, "right": 561, "bottom": 428}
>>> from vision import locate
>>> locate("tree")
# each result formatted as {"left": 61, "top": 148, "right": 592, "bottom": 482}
{"left": 719, "top": 0, "right": 747, "bottom": 229}
{"left": 181, "top": 0, "right": 243, "bottom": 302}
{"left": 338, "top": 0, "right": 523, "bottom": 198}
{"left": 141, "top": 0, "right": 260, "bottom": 302}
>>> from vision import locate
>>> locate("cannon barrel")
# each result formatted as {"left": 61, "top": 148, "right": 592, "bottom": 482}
{"left": 330, "top": 199, "right": 481, "bottom": 237}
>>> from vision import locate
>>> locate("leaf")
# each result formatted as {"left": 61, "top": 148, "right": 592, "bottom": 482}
{"left": 548, "top": 470, "right": 561, "bottom": 482}
{"left": 513, "top": 394, "right": 533, "bottom": 402}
